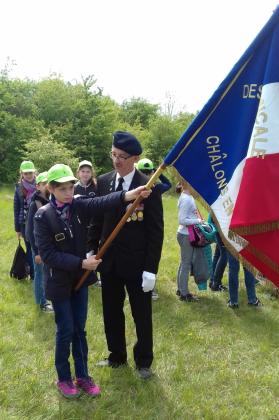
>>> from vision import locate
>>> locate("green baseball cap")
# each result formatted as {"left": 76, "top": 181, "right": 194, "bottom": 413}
{"left": 78, "top": 160, "right": 93, "bottom": 169}
{"left": 20, "top": 160, "right": 36, "bottom": 173}
{"left": 36, "top": 171, "right": 48, "bottom": 184}
{"left": 47, "top": 164, "right": 77, "bottom": 183}
{"left": 137, "top": 158, "right": 154, "bottom": 171}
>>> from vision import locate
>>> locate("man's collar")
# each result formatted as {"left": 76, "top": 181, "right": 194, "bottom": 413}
{"left": 116, "top": 168, "right": 135, "bottom": 184}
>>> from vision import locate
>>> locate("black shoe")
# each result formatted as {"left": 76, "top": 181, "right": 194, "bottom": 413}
{"left": 211, "top": 284, "right": 228, "bottom": 292}
{"left": 96, "top": 358, "right": 127, "bottom": 368}
{"left": 180, "top": 293, "right": 199, "bottom": 302}
{"left": 248, "top": 298, "right": 262, "bottom": 307}
{"left": 176, "top": 290, "right": 181, "bottom": 297}
{"left": 136, "top": 367, "right": 153, "bottom": 380}
{"left": 227, "top": 301, "right": 239, "bottom": 309}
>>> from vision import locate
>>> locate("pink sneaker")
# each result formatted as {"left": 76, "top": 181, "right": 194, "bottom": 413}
{"left": 57, "top": 380, "right": 81, "bottom": 399}
{"left": 75, "top": 377, "right": 101, "bottom": 397}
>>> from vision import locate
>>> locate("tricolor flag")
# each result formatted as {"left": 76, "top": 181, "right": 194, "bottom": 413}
{"left": 164, "top": 6, "right": 279, "bottom": 286}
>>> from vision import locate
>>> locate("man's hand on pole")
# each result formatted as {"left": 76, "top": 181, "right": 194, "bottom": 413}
{"left": 124, "top": 186, "right": 151, "bottom": 202}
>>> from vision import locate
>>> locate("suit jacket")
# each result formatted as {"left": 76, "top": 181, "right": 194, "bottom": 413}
{"left": 90, "top": 169, "right": 164, "bottom": 276}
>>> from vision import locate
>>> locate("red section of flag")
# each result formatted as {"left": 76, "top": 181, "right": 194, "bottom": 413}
{"left": 231, "top": 153, "right": 279, "bottom": 286}
{"left": 239, "top": 230, "right": 279, "bottom": 287}
{"left": 230, "top": 153, "right": 279, "bottom": 228}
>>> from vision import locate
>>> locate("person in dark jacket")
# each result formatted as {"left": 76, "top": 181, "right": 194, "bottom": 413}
{"left": 74, "top": 159, "right": 99, "bottom": 273}
{"left": 34, "top": 163, "right": 150, "bottom": 399}
{"left": 26, "top": 171, "right": 52, "bottom": 312}
{"left": 91, "top": 131, "right": 164, "bottom": 380}
{"left": 74, "top": 160, "right": 97, "bottom": 197}
{"left": 137, "top": 157, "right": 172, "bottom": 195}
{"left": 13, "top": 160, "right": 36, "bottom": 279}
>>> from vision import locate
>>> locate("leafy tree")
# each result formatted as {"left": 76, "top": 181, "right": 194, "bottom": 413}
{"left": 121, "top": 97, "right": 159, "bottom": 129}
{"left": 24, "top": 133, "right": 78, "bottom": 174}
{"left": 144, "top": 111, "right": 196, "bottom": 166}
{"left": 33, "top": 77, "right": 83, "bottom": 125}
{"left": 0, "top": 111, "right": 45, "bottom": 183}
{"left": 57, "top": 95, "right": 121, "bottom": 175}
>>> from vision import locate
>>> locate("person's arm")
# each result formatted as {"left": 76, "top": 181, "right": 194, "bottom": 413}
{"left": 143, "top": 188, "right": 164, "bottom": 274}
{"left": 34, "top": 211, "right": 83, "bottom": 271}
{"left": 158, "top": 174, "right": 172, "bottom": 193}
{"left": 178, "top": 196, "right": 201, "bottom": 226}
{"left": 13, "top": 187, "right": 21, "bottom": 234}
{"left": 34, "top": 209, "right": 102, "bottom": 272}
{"left": 77, "top": 187, "right": 150, "bottom": 218}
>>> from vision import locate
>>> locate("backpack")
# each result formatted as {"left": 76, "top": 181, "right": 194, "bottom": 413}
{"left": 10, "top": 240, "right": 29, "bottom": 280}
{"left": 188, "top": 222, "right": 217, "bottom": 248}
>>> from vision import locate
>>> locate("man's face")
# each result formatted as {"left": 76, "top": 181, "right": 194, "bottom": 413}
{"left": 48, "top": 181, "right": 74, "bottom": 204}
{"left": 111, "top": 146, "right": 138, "bottom": 176}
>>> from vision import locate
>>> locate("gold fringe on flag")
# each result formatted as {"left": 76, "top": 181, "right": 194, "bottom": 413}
{"left": 231, "top": 221, "right": 279, "bottom": 236}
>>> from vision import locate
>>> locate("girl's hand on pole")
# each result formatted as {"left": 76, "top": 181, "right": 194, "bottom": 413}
{"left": 124, "top": 186, "right": 151, "bottom": 202}
{"left": 82, "top": 255, "right": 102, "bottom": 271}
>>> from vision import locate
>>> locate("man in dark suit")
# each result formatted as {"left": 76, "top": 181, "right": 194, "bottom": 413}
{"left": 92, "top": 131, "right": 164, "bottom": 379}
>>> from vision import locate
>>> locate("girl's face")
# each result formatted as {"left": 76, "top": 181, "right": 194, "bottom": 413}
{"left": 22, "top": 171, "right": 35, "bottom": 183}
{"left": 48, "top": 181, "right": 74, "bottom": 204}
{"left": 78, "top": 166, "right": 92, "bottom": 184}
{"left": 36, "top": 182, "right": 49, "bottom": 197}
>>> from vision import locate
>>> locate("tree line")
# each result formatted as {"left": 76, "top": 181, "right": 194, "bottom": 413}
{"left": 0, "top": 68, "right": 196, "bottom": 184}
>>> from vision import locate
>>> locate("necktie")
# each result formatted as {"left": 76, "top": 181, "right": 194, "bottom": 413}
{"left": 116, "top": 177, "right": 124, "bottom": 191}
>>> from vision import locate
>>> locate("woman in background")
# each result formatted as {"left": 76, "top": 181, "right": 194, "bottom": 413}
{"left": 13, "top": 160, "right": 36, "bottom": 279}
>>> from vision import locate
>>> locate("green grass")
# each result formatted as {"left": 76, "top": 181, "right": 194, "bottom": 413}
{"left": 1, "top": 188, "right": 279, "bottom": 419}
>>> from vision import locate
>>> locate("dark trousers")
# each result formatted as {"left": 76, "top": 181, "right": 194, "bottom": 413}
{"left": 227, "top": 253, "right": 257, "bottom": 304}
{"left": 101, "top": 270, "right": 153, "bottom": 368}
{"left": 52, "top": 286, "right": 89, "bottom": 381}
{"left": 211, "top": 233, "right": 228, "bottom": 287}
{"left": 21, "top": 224, "right": 34, "bottom": 279}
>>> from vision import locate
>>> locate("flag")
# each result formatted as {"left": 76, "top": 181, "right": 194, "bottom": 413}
{"left": 164, "top": 7, "right": 279, "bottom": 287}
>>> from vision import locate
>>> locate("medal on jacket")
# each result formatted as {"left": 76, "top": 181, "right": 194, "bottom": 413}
{"left": 136, "top": 203, "right": 144, "bottom": 221}
{"left": 125, "top": 203, "right": 144, "bottom": 222}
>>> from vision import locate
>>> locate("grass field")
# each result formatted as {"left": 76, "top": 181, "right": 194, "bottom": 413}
{"left": 1, "top": 187, "right": 279, "bottom": 420}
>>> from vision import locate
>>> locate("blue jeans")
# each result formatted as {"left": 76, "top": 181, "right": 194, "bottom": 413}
{"left": 211, "top": 233, "right": 227, "bottom": 287}
{"left": 51, "top": 286, "right": 89, "bottom": 381}
{"left": 32, "top": 251, "right": 47, "bottom": 306}
{"left": 227, "top": 253, "right": 257, "bottom": 304}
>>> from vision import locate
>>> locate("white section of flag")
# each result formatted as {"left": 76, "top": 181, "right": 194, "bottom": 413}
{"left": 211, "top": 158, "right": 247, "bottom": 252}
{"left": 247, "top": 82, "right": 279, "bottom": 157}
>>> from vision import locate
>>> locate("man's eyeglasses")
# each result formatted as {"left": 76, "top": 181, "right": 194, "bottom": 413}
{"left": 110, "top": 151, "right": 132, "bottom": 161}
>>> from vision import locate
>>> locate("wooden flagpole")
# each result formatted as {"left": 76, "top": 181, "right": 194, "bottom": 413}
{"left": 75, "top": 163, "right": 167, "bottom": 290}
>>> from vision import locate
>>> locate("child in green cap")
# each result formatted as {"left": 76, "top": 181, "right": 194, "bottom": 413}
{"left": 26, "top": 171, "right": 53, "bottom": 312}
{"left": 13, "top": 160, "right": 37, "bottom": 279}
{"left": 34, "top": 163, "right": 150, "bottom": 399}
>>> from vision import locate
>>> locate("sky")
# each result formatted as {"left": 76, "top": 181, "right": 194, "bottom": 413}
{"left": 1, "top": 0, "right": 278, "bottom": 113}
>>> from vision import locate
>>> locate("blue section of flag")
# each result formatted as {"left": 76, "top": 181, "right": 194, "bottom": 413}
{"left": 164, "top": 7, "right": 279, "bottom": 206}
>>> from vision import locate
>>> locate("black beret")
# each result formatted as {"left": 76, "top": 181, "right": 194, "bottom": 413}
{"left": 112, "top": 131, "right": 142, "bottom": 156}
